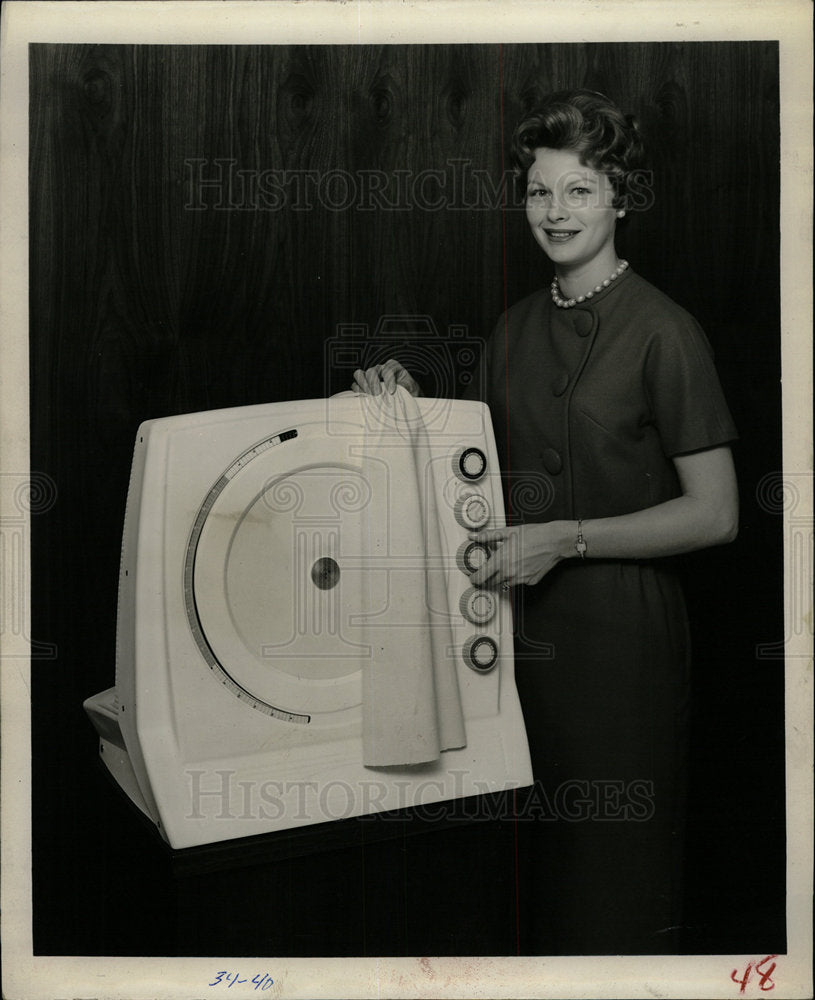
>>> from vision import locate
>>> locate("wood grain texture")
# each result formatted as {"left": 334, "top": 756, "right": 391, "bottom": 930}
{"left": 29, "top": 41, "right": 784, "bottom": 958}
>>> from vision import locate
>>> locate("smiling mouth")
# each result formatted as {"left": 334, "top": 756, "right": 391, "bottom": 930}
{"left": 544, "top": 229, "right": 580, "bottom": 242}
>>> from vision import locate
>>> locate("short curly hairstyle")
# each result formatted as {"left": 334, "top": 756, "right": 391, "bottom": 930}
{"left": 511, "top": 89, "right": 647, "bottom": 210}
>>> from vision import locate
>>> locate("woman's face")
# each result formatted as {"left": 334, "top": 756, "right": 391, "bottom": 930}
{"left": 525, "top": 147, "right": 619, "bottom": 275}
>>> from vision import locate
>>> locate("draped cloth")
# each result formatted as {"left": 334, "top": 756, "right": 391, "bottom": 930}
{"left": 352, "top": 387, "right": 466, "bottom": 767}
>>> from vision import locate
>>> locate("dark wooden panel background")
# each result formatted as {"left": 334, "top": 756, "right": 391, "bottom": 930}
{"left": 30, "top": 42, "right": 784, "bottom": 957}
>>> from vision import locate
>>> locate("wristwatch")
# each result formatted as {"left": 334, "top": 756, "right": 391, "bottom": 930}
{"left": 575, "top": 519, "right": 587, "bottom": 559}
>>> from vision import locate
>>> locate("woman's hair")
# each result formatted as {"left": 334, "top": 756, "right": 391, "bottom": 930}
{"left": 511, "top": 89, "right": 647, "bottom": 209}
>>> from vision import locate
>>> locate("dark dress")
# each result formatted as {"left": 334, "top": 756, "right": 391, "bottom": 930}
{"left": 470, "top": 266, "right": 737, "bottom": 954}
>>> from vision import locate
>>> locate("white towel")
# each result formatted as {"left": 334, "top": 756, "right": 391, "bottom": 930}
{"left": 354, "top": 387, "right": 466, "bottom": 766}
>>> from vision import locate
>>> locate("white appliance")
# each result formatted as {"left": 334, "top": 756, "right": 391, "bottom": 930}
{"left": 84, "top": 394, "right": 532, "bottom": 849}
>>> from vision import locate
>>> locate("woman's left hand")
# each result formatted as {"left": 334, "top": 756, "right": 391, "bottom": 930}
{"left": 466, "top": 522, "right": 571, "bottom": 589}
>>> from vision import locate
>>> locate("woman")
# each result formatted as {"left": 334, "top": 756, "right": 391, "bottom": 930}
{"left": 352, "top": 90, "right": 738, "bottom": 954}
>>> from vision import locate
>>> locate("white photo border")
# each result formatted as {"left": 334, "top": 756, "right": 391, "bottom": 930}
{"left": 1, "top": 2, "right": 812, "bottom": 998}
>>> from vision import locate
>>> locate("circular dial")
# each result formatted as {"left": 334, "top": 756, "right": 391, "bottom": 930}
{"left": 463, "top": 635, "right": 499, "bottom": 672}
{"left": 453, "top": 447, "right": 487, "bottom": 482}
{"left": 453, "top": 491, "right": 491, "bottom": 530}
{"left": 456, "top": 539, "right": 491, "bottom": 575}
{"left": 459, "top": 586, "right": 497, "bottom": 625}
{"left": 186, "top": 424, "right": 374, "bottom": 724}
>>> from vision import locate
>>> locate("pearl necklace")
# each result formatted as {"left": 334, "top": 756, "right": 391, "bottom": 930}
{"left": 551, "top": 259, "right": 629, "bottom": 309}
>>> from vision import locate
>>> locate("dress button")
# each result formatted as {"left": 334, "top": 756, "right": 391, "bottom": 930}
{"left": 573, "top": 309, "right": 594, "bottom": 338}
{"left": 541, "top": 448, "right": 562, "bottom": 475}
{"left": 551, "top": 370, "right": 569, "bottom": 396}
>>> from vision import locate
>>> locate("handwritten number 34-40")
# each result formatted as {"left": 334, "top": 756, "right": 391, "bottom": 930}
{"left": 210, "top": 971, "right": 274, "bottom": 990}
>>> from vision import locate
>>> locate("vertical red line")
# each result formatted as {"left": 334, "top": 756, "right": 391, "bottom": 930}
{"left": 498, "top": 45, "right": 511, "bottom": 518}
{"left": 498, "top": 43, "right": 521, "bottom": 958}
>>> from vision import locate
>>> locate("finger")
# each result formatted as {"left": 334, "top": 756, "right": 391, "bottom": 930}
{"left": 354, "top": 368, "right": 380, "bottom": 395}
{"left": 380, "top": 359, "right": 402, "bottom": 394}
{"left": 469, "top": 554, "right": 506, "bottom": 588}
{"left": 394, "top": 367, "right": 415, "bottom": 391}
{"left": 467, "top": 557, "right": 491, "bottom": 587}
{"left": 469, "top": 528, "right": 507, "bottom": 546}
{"left": 468, "top": 566, "right": 493, "bottom": 588}
{"left": 364, "top": 366, "right": 383, "bottom": 395}
{"left": 504, "top": 533, "right": 521, "bottom": 575}
{"left": 392, "top": 365, "right": 423, "bottom": 398}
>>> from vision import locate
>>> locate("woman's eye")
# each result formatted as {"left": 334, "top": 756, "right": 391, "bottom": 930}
{"left": 527, "top": 188, "right": 548, "bottom": 200}
{"left": 570, "top": 186, "right": 591, "bottom": 196}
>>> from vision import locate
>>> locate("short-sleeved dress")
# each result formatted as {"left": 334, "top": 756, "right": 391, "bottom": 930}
{"left": 471, "top": 266, "right": 737, "bottom": 954}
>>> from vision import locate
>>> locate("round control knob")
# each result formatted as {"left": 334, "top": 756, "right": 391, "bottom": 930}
{"left": 456, "top": 539, "right": 491, "bottom": 575}
{"left": 453, "top": 447, "right": 487, "bottom": 482}
{"left": 453, "top": 491, "right": 491, "bottom": 530}
{"left": 459, "top": 586, "right": 497, "bottom": 625}
{"left": 463, "top": 635, "right": 499, "bottom": 673}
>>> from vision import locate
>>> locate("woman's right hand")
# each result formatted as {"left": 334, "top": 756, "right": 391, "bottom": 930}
{"left": 351, "top": 359, "right": 423, "bottom": 397}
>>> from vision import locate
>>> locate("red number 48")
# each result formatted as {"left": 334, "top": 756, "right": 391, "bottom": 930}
{"left": 731, "top": 955, "right": 778, "bottom": 994}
